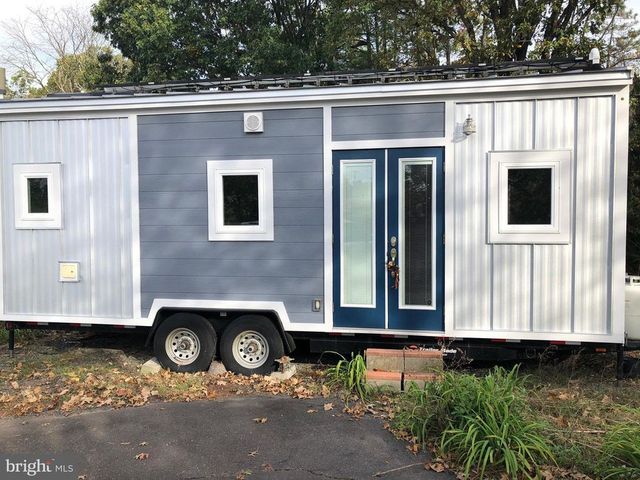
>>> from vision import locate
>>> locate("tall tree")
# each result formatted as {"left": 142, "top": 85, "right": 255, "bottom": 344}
{"left": 92, "top": 0, "right": 327, "bottom": 81}
{"left": 0, "top": 5, "right": 107, "bottom": 91}
{"left": 449, "top": 0, "right": 624, "bottom": 63}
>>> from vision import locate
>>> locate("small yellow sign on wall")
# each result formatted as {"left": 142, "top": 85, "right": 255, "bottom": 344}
{"left": 59, "top": 262, "right": 79, "bottom": 282}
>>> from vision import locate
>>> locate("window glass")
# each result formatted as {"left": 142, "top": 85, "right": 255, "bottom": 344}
{"left": 403, "top": 163, "right": 433, "bottom": 306}
{"left": 222, "top": 175, "right": 259, "bottom": 226}
{"left": 507, "top": 168, "right": 552, "bottom": 225}
{"left": 342, "top": 162, "right": 374, "bottom": 306}
{"left": 27, "top": 177, "right": 49, "bottom": 214}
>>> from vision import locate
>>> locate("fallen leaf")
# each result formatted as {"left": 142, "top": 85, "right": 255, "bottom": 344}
{"left": 235, "top": 469, "right": 251, "bottom": 479}
{"left": 425, "top": 462, "right": 446, "bottom": 472}
{"left": 77, "top": 475, "right": 88, "bottom": 480}
{"left": 323, "top": 403, "right": 334, "bottom": 411}
{"left": 135, "top": 453, "right": 149, "bottom": 460}
{"left": 307, "top": 409, "right": 318, "bottom": 414}
{"left": 120, "top": 442, "right": 130, "bottom": 446}
{"left": 321, "top": 385, "right": 330, "bottom": 397}
{"left": 139, "top": 441, "right": 148, "bottom": 446}
{"left": 10, "top": 381, "right": 19, "bottom": 389}
{"left": 253, "top": 417, "right": 268, "bottom": 424}
{"left": 248, "top": 450, "right": 258, "bottom": 457}
{"left": 262, "top": 463, "right": 273, "bottom": 472}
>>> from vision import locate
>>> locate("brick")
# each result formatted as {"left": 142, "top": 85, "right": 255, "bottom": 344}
{"left": 366, "top": 348, "right": 404, "bottom": 373}
{"left": 403, "top": 349, "right": 443, "bottom": 373}
{"left": 404, "top": 372, "right": 440, "bottom": 390}
{"left": 366, "top": 370, "right": 402, "bottom": 390}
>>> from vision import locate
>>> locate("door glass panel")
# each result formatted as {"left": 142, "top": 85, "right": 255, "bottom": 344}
{"left": 401, "top": 162, "right": 433, "bottom": 307}
{"left": 341, "top": 162, "right": 375, "bottom": 306}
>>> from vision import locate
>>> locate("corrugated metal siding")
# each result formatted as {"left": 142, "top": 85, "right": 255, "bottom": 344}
{"left": 0, "top": 118, "right": 134, "bottom": 318}
{"left": 137, "top": 108, "right": 324, "bottom": 323}
{"left": 532, "top": 99, "right": 575, "bottom": 333}
{"left": 332, "top": 103, "right": 444, "bottom": 141}
{"left": 453, "top": 103, "right": 493, "bottom": 331}
{"left": 453, "top": 96, "right": 615, "bottom": 335}
{"left": 574, "top": 97, "right": 613, "bottom": 334}
{"left": 493, "top": 101, "right": 534, "bottom": 331}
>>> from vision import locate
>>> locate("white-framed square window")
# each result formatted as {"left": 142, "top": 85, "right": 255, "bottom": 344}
{"left": 13, "top": 163, "right": 62, "bottom": 229}
{"left": 488, "top": 150, "right": 571, "bottom": 244}
{"left": 207, "top": 159, "right": 274, "bottom": 241}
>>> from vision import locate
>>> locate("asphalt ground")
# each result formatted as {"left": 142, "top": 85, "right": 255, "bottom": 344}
{"left": 0, "top": 395, "right": 454, "bottom": 479}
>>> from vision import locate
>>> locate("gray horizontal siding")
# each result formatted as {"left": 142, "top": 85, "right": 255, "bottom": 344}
{"left": 139, "top": 155, "right": 321, "bottom": 174}
{"left": 138, "top": 108, "right": 324, "bottom": 323}
{"left": 142, "top": 259, "right": 323, "bottom": 278}
{"left": 332, "top": 102, "right": 444, "bottom": 141}
{"left": 139, "top": 208, "right": 323, "bottom": 226}
{"left": 141, "top": 242, "right": 323, "bottom": 261}
{"left": 139, "top": 172, "right": 321, "bottom": 192}
{"left": 140, "top": 136, "right": 322, "bottom": 158}
{"left": 139, "top": 190, "right": 324, "bottom": 209}
{"left": 140, "top": 225, "right": 323, "bottom": 242}
{"left": 138, "top": 109, "right": 320, "bottom": 125}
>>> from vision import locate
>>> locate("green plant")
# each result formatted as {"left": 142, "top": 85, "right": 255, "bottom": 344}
{"left": 325, "top": 352, "right": 369, "bottom": 400}
{"left": 395, "top": 366, "right": 554, "bottom": 479}
{"left": 597, "top": 424, "right": 640, "bottom": 479}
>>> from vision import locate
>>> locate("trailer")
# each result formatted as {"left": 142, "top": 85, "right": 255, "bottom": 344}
{"left": 0, "top": 59, "right": 635, "bottom": 374}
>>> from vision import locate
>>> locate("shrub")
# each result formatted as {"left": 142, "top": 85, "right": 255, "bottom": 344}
{"left": 395, "top": 366, "right": 554, "bottom": 479}
{"left": 325, "top": 352, "right": 369, "bottom": 400}
{"left": 597, "top": 424, "right": 640, "bottom": 479}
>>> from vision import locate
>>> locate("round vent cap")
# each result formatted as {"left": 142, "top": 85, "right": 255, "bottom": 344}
{"left": 243, "top": 112, "right": 264, "bottom": 133}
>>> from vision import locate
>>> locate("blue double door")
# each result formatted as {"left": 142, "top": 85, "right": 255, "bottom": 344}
{"left": 332, "top": 148, "right": 444, "bottom": 331}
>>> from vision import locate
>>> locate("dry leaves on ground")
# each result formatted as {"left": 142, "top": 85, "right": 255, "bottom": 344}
{"left": 0, "top": 353, "right": 328, "bottom": 417}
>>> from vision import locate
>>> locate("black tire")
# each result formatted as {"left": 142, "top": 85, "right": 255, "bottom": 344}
{"left": 220, "top": 315, "right": 285, "bottom": 376}
{"left": 153, "top": 313, "right": 217, "bottom": 372}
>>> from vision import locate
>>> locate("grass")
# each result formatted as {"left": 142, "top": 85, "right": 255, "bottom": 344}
{"left": 597, "top": 424, "right": 640, "bottom": 479}
{"left": 526, "top": 352, "right": 640, "bottom": 479}
{"left": 324, "top": 352, "right": 369, "bottom": 400}
{"left": 0, "top": 323, "right": 44, "bottom": 345}
{"left": 395, "top": 366, "right": 554, "bottom": 479}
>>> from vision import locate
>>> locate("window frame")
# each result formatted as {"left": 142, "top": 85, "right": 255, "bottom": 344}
{"left": 207, "top": 159, "right": 274, "bottom": 241}
{"left": 488, "top": 150, "right": 571, "bottom": 244}
{"left": 13, "top": 163, "right": 62, "bottom": 229}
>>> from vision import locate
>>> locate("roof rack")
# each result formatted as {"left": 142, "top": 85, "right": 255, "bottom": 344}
{"left": 49, "top": 57, "right": 599, "bottom": 97}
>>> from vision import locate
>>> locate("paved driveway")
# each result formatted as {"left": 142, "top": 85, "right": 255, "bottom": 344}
{"left": 0, "top": 396, "right": 453, "bottom": 479}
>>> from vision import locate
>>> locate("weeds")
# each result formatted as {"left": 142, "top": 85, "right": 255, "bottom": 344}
{"left": 395, "top": 366, "right": 554, "bottom": 479}
{"left": 0, "top": 323, "right": 44, "bottom": 346}
{"left": 597, "top": 424, "right": 640, "bottom": 479}
{"left": 325, "top": 352, "right": 369, "bottom": 400}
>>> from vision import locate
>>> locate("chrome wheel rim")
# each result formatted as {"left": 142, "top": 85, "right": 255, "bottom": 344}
{"left": 165, "top": 328, "right": 200, "bottom": 365}
{"left": 232, "top": 330, "right": 269, "bottom": 369}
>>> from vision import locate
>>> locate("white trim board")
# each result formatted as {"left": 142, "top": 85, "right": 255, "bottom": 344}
{"left": 128, "top": 115, "right": 142, "bottom": 319}
{"left": 0, "top": 70, "right": 631, "bottom": 117}
{"left": 322, "top": 106, "right": 333, "bottom": 329}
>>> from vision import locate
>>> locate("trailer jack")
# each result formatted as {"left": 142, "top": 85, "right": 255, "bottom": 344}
{"left": 6, "top": 322, "right": 14, "bottom": 358}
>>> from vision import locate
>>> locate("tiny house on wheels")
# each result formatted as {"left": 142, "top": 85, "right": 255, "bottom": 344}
{"left": 0, "top": 59, "right": 635, "bottom": 375}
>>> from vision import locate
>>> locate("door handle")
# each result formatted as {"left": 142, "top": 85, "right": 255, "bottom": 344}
{"left": 387, "top": 237, "right": 399, "bottom": 289}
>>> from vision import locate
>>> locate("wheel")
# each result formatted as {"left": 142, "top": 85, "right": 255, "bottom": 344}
{"left": 153, "top": 313, "right": 217, "bottom": 372}
{"left": 220, "top": 315, "right": 285, "bottom": 375}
